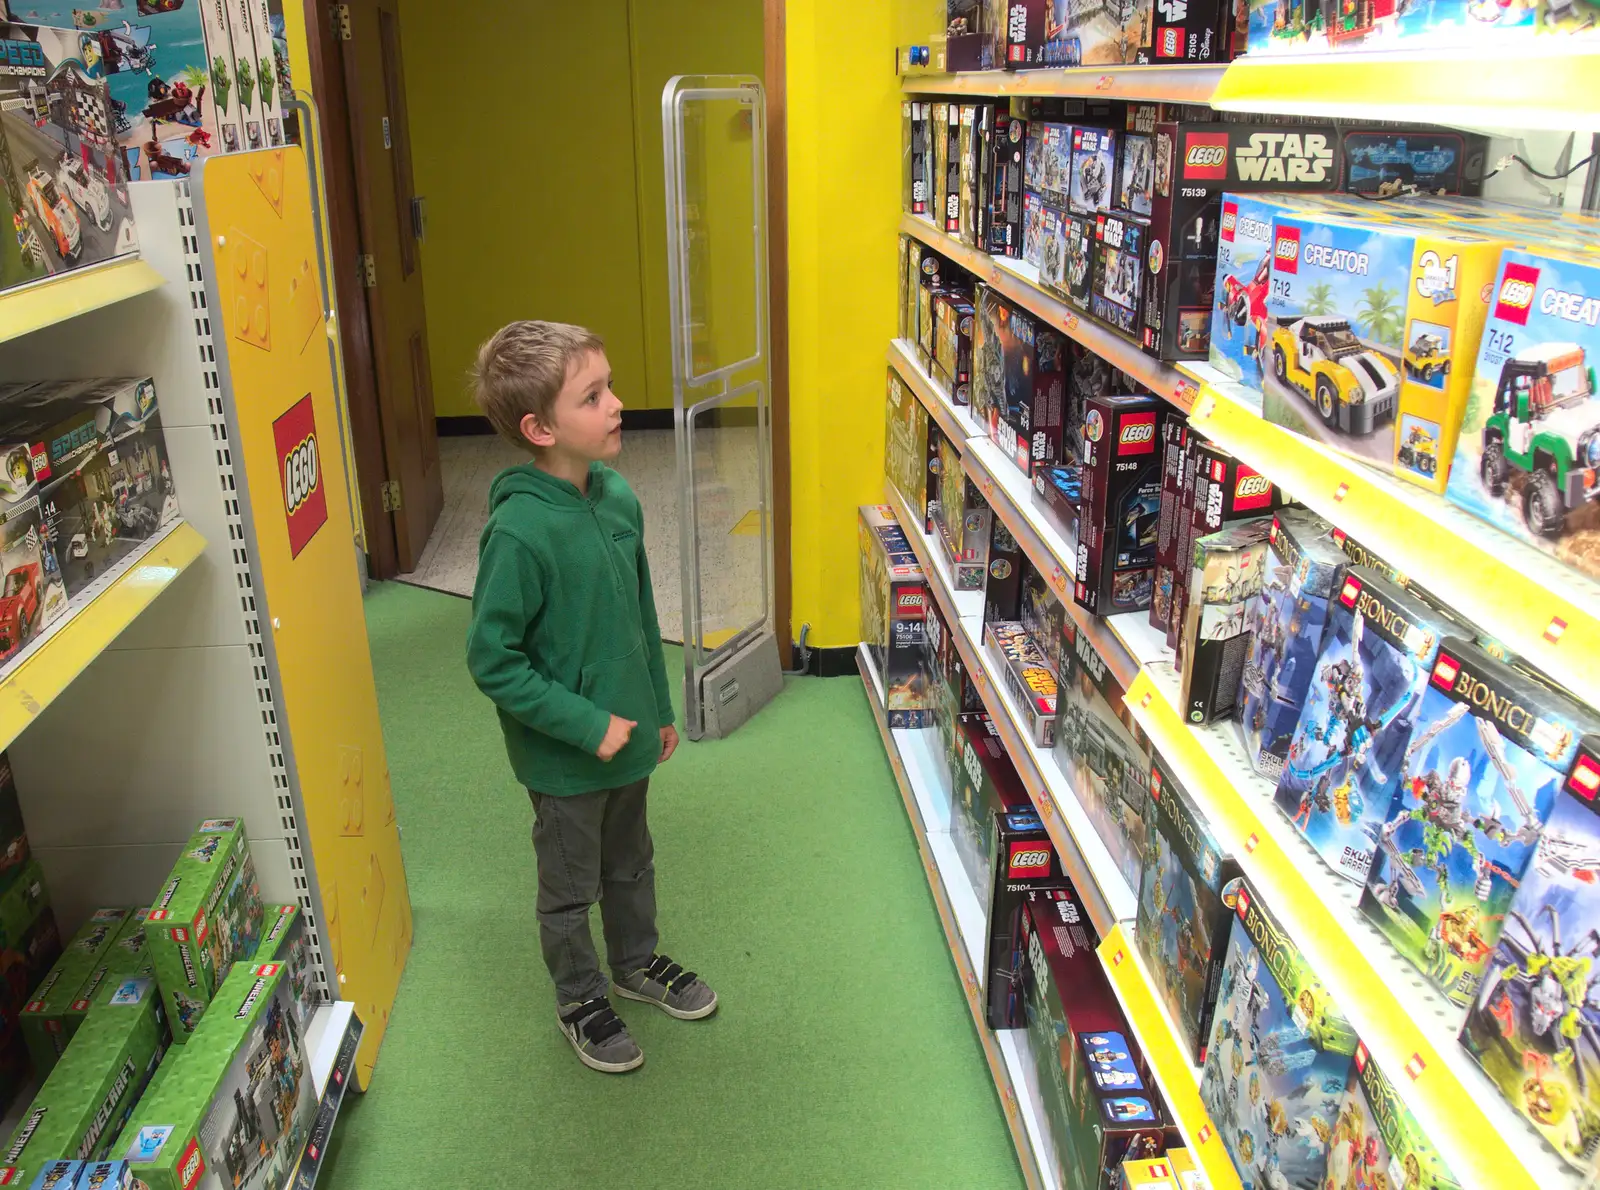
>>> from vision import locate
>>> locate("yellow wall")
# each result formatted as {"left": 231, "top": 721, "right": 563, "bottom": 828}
{"left": 399, "top": 0, "right": 761, "bottom": 417}
{"left": 785, "top": 0, "right": 927, "bottom": 647}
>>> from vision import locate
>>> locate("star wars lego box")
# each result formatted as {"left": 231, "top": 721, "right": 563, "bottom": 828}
{"left": 984, "top": 810, "right": 1070, "bottom": 1029}
{"left": 1200, "top": 876, "right": 1357, "bottom": 1190}
{"left": 1209, "top": 193, "right": 1316, "bottom": 390}
{"left": 1038, "top": 201, "right": 1072, "bottom": 306}
{"left": 1148, "top": 422, "right": 1192, "bottom": 635}
{"left": 1177, "top": 517, "right": 1274, "bottom": 724}
{"left": 952, "top": 712, "right": 1031, "bottom": 904}
{"left": 1056, "top": 617, "right": 1151, "bottom": 895}
{"left": 1324, "top": 1042, "right": 1463, "bottom": 1190}
{"left": 5, "top": 969, "right": 169, "bottom": 1171}
{"left": 1071, "top": 127, "right": 1118, "bottom": 218}
{"left": 1026, "top": 121, "right": 1073, "bottom": 211}
{"left": 1137, "top": 754, "right": 1241, "bottom": 1067}
{"left": 0, "top": 498, "right": 65, "bottom": 667}
{"left": 924, "top": 601, "right": 962, "bottom": 819}
{"left": 978, "top": 299, "right": 1068, "bottom": 481}
{"left": 957, "top": 103, "right": 988, "bottom": 249}
{"left": 986, "top": 106, "right": 1026, "bottom": 258}
{"left": 984, "top": 621, "right": 1058, "bottom": 747}
{"left": 1019, "top": 563, "right": 1067, "bottom": 675}
{"left": 1004, "top": 0, "right": 1154, "bottom": 66}
{"left": 1075, "top": 395, "right": 1175, "bottom": 617}
{"left": 1445, "top": 248, "right": 1600, "bottom": 587}
{"left": 1361, "top": 637, "right": 1600, "bottom": 1008}
{"left": 885, "top": 373, "right": 939, "bottom": 535}
{"left": 0, "top": 22, "right": 138, "bottom": 297}
{"left": 1271, "top": 567, "right": 1453, "bottom": 888}
{"left": 933, "top": 101, "right": 961, "bottom": 236}
{"left": 1460, "top": 740, "right": 1600, "bottom": 1173}
{"left": 934, "top": 292, "right": 976, "bottom": 404}
{"left": 145, "top": 819, "right": 263, "bottom": 1044}
{"left": 1022, "top": 889, "right": 1181, "bottom": 1190}
{"left": 904, "top": 101, "right": 930, "bottom": 217}
{"left": 20, "top": 908, "right": 130, "bottom": 1079}
{"left": 1033, "top": 463, "right": 1082, "bottom": 548}
{"left": 933, "top": 434, "right": 992, "bottom": 592}
{"left": 1260, "top": 208, "right": 1508, "bottom": 493}
{"left": 1092, "top": 211, "right": 1148, "bottom": 342}
{"left": 858, "top": 505, "right": 934, "bottom": 729}
{"left": 1236, "top": 509, "right": 1344, "bottom": 784}
{"left": 113, "top": 960, "right": 315, "bottom": 1190}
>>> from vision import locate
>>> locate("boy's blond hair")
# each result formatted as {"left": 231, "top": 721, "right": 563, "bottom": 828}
{"left": 470, "top": 320, "right": 605, "bottom": 450}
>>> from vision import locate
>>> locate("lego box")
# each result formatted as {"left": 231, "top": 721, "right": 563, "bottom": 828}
{"left": 114, "top": 960, "right": 316, "bottom": 1190}
{"left": 1005, "top": 0, "right": 1153, "bottom": 66}
{"left": 1361, "top": 637, "right": 1600, "bottom": 1008}
{"left": 1075, "top": 395, "right": 1172, "bottom": 617}
{"left": 1177, "top": 517, "right": 1273, "bottom": 724}
{"left": 885, "top": 373, "right": 938, "bottom": 534}
{"left": 0, "top": 498, "right": 65, "bottom": 666}
{"left": 1209, "top": 193, "right": 1315, "bottom": 389}
{"left": 977, "top": 296, "right": 1067, "bottom": 479}
{"left": 1200, "top": 877, "right": 1357, "bottom": 1190}
{"left": 1325, "top": 1042, "right": 1463, "bottom": 1190}
{"left": 933, "top": 433, "right": 992, "bottom": 592}
{"left": 951, "top": 713, "right": 1030, "bottom": 907}
{"left": 984, "top": 621, "right": 1058, "bottom": 748}
{"left": 145, "top": 819, "right": 263, "bottom": 1043}
{"left": 985, "top": 106, "right": 1025, "bottom": 258}
{"left": 858, "top": 505, "right": 934, "bottom": 729}
{"left": 1260, "top": 207, "right": 1507, "bottom": 492}
{"left": 62, "top": 909, "right": 149, "bottom": 1037}
{"left": 20, "top": 907, "right": 130, "bottom": 1078}
{"left": 983, "top": 809, "right": 1072, "bottom": 1029}
{"left": 254, "top": 905, "right": 314, "bottom": 1034}
{"left": 1445, "top": 248, "right": 1600, "bottom": 586}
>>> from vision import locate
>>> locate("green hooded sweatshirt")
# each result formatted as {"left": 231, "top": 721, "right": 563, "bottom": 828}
{"left": 466, "top": 461, "right": 674, "bottom": 794}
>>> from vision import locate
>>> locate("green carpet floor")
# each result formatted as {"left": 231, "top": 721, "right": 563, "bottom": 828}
{"left": 318, "top": 581, "right": 1026, "bottom": 1188}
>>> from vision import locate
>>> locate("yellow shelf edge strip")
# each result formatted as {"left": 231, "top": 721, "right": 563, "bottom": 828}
{"left": 0, "top": 258, "right": 166, "bottom": 346}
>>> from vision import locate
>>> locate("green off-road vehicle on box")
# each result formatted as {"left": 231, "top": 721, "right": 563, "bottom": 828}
{"left": 1481, "top": 343, "right": 1600, "bottom": 536}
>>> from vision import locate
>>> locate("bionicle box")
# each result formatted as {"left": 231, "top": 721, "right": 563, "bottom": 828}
{"left": 1272, "top": 568, "right": 1451, "bottom": 887}
{"left": 1071, "top": 127, "right": 1118, "bottom": 217}
{"left": 952, "top": 713, "right": 1030, "bottom": 904}
{"left": 858, "top": 505, "right": 933, "bottom": 728}
{"left": 1005, "top": 0, "right": 1153, "bottom": 66}
{"left": 1137, "top": 754, "right": 1241, "bottom": 1067}
{"left": 1260, "top": 209, "right": 1507, "bottom": 493}
{"left": 987, "top": 300, "right": 1067, "bottom": 480}
{"left": 1056, "top": 619, "right": 1151, "bottom": 894}
{"left": 114, "top": 960, "right": 315, "bottom": 1190}
{"left": 885, "top": 373, "right": 938, "bottom": 535}
{"left": 1323, "top": 1042, "right": 1463, "bottom": 1190}
{"left": 254, "top": 905, "right": 314, "bottom": 1034}
{"left": 19, "top": 907, "right": 130, "bottom": 1078}
{"left": 984, "top": 518, "right": 1026, "bottom": 627}
{"left": 934, "top": 433, "right": 992, "bottom": 590}
{"left": 145, "top": 819, "right": 263, "bottom": 1044}
{"left": 934, "top": 292, "right": 976, "bottom": 404}
{"left": 1200, "top": 876, "right": 1357, "bottom": 1190}
{"left": 984, "top": 621, "right": 1058, "bottom": 747}
{"left": 0, "top": 23, "right": 138, "bottom": 296}
{"left": 1178, "top": 517, "right": 1274, "bottom": 723}
{"left": 5, "top": 970, "right": 168, "bottom": 1170}
{"left": 986, "top": 106, "right": 1026, "bottom": 257}
{"left": 1075, "top": 395, "right": 1173, "bottom": 617}
{"left": 1237, "top": 509, "right": 1344, "bottom": 785}
{"left": 1210, "top": 193, "right": 1313, "bottom": 388}
{"left": 1460, "top": 744, "right": 1600, "bottom": 1172}
{"left": 1361, "top": 637, "right": 1600, "bottom": 1008}
{"left": 1149, "top": 423, "right": 1192, "bottom": 635}
{"left": 1021, "top": 889, "right": 1180, "bottom": 1190}
{"left": 1135, "top": 120, "right": 1345, "bottom": 363}
{"left": 1093, "top": 211, "right": 1147, "bottom": 340}
{"left": 1445, "top": 249, "right": 1600, "bottom": 586}
{"left": 984, "top": 809, "right": 1071, "bottom": 1028}
{"left": 0, "top": 499, "right": 65, "bottom": 668}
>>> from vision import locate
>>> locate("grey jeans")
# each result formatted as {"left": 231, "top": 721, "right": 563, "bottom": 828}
{"left": 529, "top": 778, "right": 658, "bottom": 1005}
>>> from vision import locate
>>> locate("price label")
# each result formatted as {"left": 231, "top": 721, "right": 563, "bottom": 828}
{"left": 1049, "top": 565, "right": 1069, "bottom": 596}
{"left": 1194, "top": 393, "right": 1216, "bottom": 420}
{"left": 1198, "top": 1125, "right": 1213, "bottom": 1145}
{"left": 1062, "top": 312, "right": 1080, "bottom": 332}
{"left": 1111, "top": 947, "right": 1126, "bottom": 967}
{"left": 1545, "top": 616, "right": 1568, "bottom": 644}
{"left": 1244, "top": 833, "right": 1260, "bottom": 854}
{"left": 1405, "top": 1054, "right": 1428, "bottom": 1082}
{"left": 1140, "top": 692, "right": 1153, "bottom": 709}
{"left": 1334, "top": 482, "right": 1350, "bottom": 503}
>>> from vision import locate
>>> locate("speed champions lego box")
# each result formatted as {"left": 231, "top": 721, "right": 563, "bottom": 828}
{"left": 1460, "top": 743, "right": 1600, "bottom": 1172}
{"left": 1445, "top": 249, "right": 1600, "bottom": 586}
{"left": 1259, "top": 206, "right": 1508, "bottom": 493}
{"left": 1361, "top": 637, "right": 1600, "bottom": 1009}
{"left": 1200, "top": 877, "right": 1357, "bottom": 1190}
{"left": 114, "top": 960, "right": 315, "bottom": 1190}
{"left": 145, "top": 819, "right": 263, "bottom": 1043}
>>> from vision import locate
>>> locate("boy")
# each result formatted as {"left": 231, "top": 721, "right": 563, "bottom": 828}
{"left": 466, "top": 321, "right": 717, "bottom": 1075}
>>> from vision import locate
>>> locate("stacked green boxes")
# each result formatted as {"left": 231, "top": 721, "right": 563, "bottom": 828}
{"left": 2, "top": 967, "right": 168, "bottom": 1172}
{"left": 255, "top": 905, "right": 315, "bottom": 1032}
{"left": 20, "top": 909, "right": 132, "bottom": 1077}
{"left": 145, "top": 820, "right": 263, "bottom": 1043}
{"left": 114, "top": 960, "right": 315, "bottom": 1190}
{"left": 62, "top": 913, "right": 151, "bottom": 1038}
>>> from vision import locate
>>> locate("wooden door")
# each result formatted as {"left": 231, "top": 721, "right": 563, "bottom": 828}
{"left": 338, "top": 0, "right": 442, "bottom": 572}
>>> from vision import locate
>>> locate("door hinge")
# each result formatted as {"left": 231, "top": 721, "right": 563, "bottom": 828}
{"left": 332, "top": 3, "right": 352, "bottom": 39}
{"left": 381, "top": 480, "right": 403, "bottom": 512}
{"left": 359, "top": 254, "right": 376, "bottom": 287}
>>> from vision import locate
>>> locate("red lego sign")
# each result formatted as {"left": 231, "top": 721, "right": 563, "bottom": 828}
{"left": 273, "top": 394, "right": 328, "bottom": 559}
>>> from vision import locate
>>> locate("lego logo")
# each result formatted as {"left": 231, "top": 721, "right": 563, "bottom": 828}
{"left": 148, "top": 910, "right": 169, "bottom": 921}
{"left": 1011, "top": 849, "right": 1050, "bottom": 870}
{"left": 1236, "top": 474, "right": 1270, "bottom": 499}
{"left": 897, "top": 592, "right": 925, "bottom": 609}
{"left": 255, "top": 962, "right": 282, "bottom": 977}
{"left": 1275, "top": 237, "right": 1298, "bottom": 261}
{"left": 1431, "top": 653, "right": 1461, "bottom": 690}
{"left": 282, "top": 434, "right": 320, "bottom": 514}
{"left": 171, "top": 927, "right": 189, "bottom": 943}
{"left": 179, "top": 1139, "right": 206, "bottom": 1190}
{"left": 1186, "top": 145, "right": 1226, "bottom": 167}
{"left": 1570, "top": 753, "right": 1600, "bottom": 801}
{"left": 1498, "top": 279, "right": 1534, "bottom": 309}
{"left": 1355, "top": 1042, "right": 1370, "bottom": 1069}
{"left": 1120, "top": 423, "right": 1155, "bottom": 445}
{"left": 1339, "top": 576, "right": 1362, "bottom": 608}
{"left": 1236, "top": 887, "right": 1251, "bottom": 919}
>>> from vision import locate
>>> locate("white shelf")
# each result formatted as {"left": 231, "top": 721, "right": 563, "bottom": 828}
{"left": 306, "top": 1000, "right": 357, "bottom": 1098}
{"left": 888, "top": 338, "right": 987, "bottom": 450}
{"left": 884, "top": 482, "right": 985, "bottom": 627}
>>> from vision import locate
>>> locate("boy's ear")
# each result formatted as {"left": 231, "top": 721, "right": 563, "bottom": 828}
{"left": 519, "top": 412, "right": 555, "bottom": 450}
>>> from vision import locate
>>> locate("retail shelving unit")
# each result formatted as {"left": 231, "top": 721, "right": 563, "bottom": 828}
{"left": 0, "top": 145, "right": 412, "bottom": 1171}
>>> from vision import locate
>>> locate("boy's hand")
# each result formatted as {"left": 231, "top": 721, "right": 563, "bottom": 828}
{"left": 659, "top": 724, "right": 679, "bottom": 764}
{"left": 597, "top": 715, "right": 636, "bottom": 762}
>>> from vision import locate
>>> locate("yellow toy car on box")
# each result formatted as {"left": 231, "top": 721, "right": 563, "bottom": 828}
{"left": 1403, "top": 330, "right": 1451, "bottom": 383}
{"left": 1270, "top": 314, "right": 1399, "bottom": 436}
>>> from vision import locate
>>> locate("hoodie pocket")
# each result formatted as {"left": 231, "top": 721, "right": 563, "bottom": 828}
{"left": 579, "top": 639, "right": 659, "bottom": 746}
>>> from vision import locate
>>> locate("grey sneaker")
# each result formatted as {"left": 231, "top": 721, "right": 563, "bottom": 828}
{"left": 614, "top": 953, "right": 718, "bottom": 1020}
{"left": 557, "top": 998, "right": 643, "bottom": 1073}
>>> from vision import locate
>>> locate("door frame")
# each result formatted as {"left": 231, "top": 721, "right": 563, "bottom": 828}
{"left": 303, "top": 0, "right": 399, "bottom": 580}
{"left": 764, "top": 0, "right": 792, "bottom": 669}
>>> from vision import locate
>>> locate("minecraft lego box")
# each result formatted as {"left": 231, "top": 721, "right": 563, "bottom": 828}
{"left": 145, "top": 819, "right": 263, "bottom": 1044}
{"left": 255, "top": 905, "right": 315, "bottom": 1034}
{"left": 1445, "top": 248, "right": 1600, "bottom": 587}
{"left": 0, "top": 22, "right": 137, "bottom": 297}
{"left": 983, "top": 809, "right": 1071, "bottom": 1029}
{"left": 1272, "top": 567, "right": 1454, "bottom": 888}
{"left": 62, "top": 908, "right": 149, "bottom": 1037}
{"left": 114, "top": 960, "right": 315, "bottom": 1190}
{"left": 1460, "top": 737, "right": 1600, "bottom": 1173}
{"left": 1361, "top": 637, "right": 1600, "bottom": 1008}
{"left": 1136, "top": 754, "right": 1241, "bottom": 1067}
{"left": 0, "top": 755, "right": 31, "bottom": 900}
{"left": 1324, "top": 1042, "right": 1463, "bottom": 1190}
{"left": 1200, "top": 876, "right": 1357, "bottom": 1190}
{"left": 19, "top": 907, "right": 130, "bottom": 1078}
{"left": 1260, "top": 207, "right": 1507, "bottom": 493}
